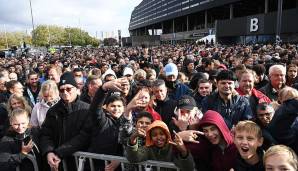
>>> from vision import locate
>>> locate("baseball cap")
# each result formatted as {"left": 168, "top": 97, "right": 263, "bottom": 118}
{"left": 164, "top": 63, "right": 178, "bottom": 77}
{"left": 123, "top": 67, "right": 134, "bottom": 76}
{"left": 177, "top": 95, "right": 197, "bottom": 110}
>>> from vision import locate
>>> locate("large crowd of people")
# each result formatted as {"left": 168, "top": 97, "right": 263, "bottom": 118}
{"left": 0, "top": 43, "right": 298, "bottom": 171}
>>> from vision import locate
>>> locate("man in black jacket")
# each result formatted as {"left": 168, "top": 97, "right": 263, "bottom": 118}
{"left": 40, "top": 72, "right": 91, "bottom": 171}
{"left": 152, "top": 79, "right": 177, "bottom": 126}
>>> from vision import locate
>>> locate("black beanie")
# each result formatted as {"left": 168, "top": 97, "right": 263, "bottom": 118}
{"left": 58, "top": 72, "right": 78, "bottom": 88}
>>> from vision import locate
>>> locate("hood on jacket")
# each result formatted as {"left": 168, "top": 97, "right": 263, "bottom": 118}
{"left": 198, "top": 110, "right": 233, "bottom": 145}
{"left": 145, "top": 120, "right": 172, "bottom": 147}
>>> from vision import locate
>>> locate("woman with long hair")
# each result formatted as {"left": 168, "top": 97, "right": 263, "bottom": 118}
{"left": 30, "top": 80, "right": 60, "bottom": 128}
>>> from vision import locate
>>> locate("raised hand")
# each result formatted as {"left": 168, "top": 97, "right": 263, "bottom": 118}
{"left": 169, "top": 131, "right": 188, "bottom": 157}
{"left": 130, "top": 127, "right": 147, "bottom": 145}
{"left": 177, "top": 130, "right": 204, "bottom": 144}
{"left": 172, "top": 108, "right": 189, "bottom": 131}
{"left": 102, "top": 77, "right": 129, "bottom": 92}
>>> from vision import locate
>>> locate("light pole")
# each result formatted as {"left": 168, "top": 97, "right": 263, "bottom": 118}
{"left": 276, "top": 0, "right": 283, "bottom": 45}
{"left": 29, "top": 0, "right": 35, "bottom": 45}
{"left": 4, "top": 24, "right": 9, "bottom": 49}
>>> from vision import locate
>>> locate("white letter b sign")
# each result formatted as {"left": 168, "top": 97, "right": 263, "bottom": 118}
{"left": 250, "top": 18, "right": 258, "bottom": 32}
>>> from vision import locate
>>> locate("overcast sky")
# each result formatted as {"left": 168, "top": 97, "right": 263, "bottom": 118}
{"left": 0, "top": 0, "right": 142, "bottom": 38}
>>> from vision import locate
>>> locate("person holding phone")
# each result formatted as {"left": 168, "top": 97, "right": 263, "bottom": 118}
{"left": 0, "top": 108, "right": 41, "bottom": 171}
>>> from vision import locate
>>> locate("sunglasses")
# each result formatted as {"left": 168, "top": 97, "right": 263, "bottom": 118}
{"left": 59, "top": 87, "right": 75, "bottom": 93}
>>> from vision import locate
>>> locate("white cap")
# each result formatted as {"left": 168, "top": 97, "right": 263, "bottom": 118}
{"left": 123, "top": 67, "right": 134, "bottom": 76}
{"left": 102, "top": 68, "right": 117, "bottom": 80}
{"left": 164, "top": 63, "right": 178, "bottom": 77}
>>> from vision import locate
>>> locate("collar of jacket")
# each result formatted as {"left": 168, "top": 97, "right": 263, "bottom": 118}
{"left": 156, "top": 95, "right": 170, "bottom": 105}
{"left": 214, "top": 92, "right": 238, "bottom": 105}
{"left": 57, "top": 96, "right": 80, "bottom": 116}
{"left": 236, "top": 148, "right": 264, "bottom": 169}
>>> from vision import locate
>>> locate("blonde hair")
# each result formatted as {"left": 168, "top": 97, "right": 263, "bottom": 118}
{"left": 7, "top": 94, "right": 32, "bottom": 115}
{"left": 134, "top": 69, "right": 147, "bottom": 81}
{"left": 239, "top": 69, "right": 257, "bottom": 83}
{"left": 39, "top": 80, "right": 59, "bottom": 101}
{"left": 9, "top": 108, "right": 29, "bottom": 123}
{"left": 278, "top": 86, "right": 298, "bottom": 103}
{"left": 264, "top": 145, "right": 298, "bottom": 170}
{"left": 235, "top": 120, "right": 262, "bottom": 138}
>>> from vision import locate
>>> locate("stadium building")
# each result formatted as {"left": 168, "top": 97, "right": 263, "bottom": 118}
{"left": 128, "top": 0, "right": 298, "bottom": 46}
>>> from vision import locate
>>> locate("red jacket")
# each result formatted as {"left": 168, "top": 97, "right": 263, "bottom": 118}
{"left": 236, "top": 88, "right": 271, "bottom": 104}
{"left": 187, "top": 110, "right": 237, "bottom": 171}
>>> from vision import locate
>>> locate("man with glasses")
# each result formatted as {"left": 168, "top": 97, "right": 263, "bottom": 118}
{"left": 256, "top": 102, "right": 277, "bottom": 150}
{"left": 40, "top": 72, "right": 91, "bottom": 171}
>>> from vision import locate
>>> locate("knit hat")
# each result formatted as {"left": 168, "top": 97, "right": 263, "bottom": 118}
{"left": 58, "top": 72, "right": 78, "bottom": 88}
{"left": 164, "top": 63, "right": 178, "bottom": 77}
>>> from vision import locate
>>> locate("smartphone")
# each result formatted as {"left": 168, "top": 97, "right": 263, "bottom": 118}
{"left": 23, "top": 136, "right": 32, "bottom": 145}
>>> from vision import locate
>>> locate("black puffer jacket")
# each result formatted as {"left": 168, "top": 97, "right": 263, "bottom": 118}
{"left": 154, "top": 96, "right": 177, "bottom": 126}
{"left": 40, "top": 97, "right": 91, "bottom": 171}
{"left": 268, "top": 98, "right": 298, "bottom": 154}
{"left": 0, "top": 128, "right": 41, "bottom": 171}
{"left": 88, "top": 87, "right": 126, "bottom": 170}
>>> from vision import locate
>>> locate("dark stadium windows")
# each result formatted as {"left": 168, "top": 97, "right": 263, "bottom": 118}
{"left": 174, "top": 16, "right": 188, "bottom": 32}
{"left": 234, "top": 0, "right": 265, "bottom": 18}
{"left": 189, "top": 11, "right": 205, "bottom": 31}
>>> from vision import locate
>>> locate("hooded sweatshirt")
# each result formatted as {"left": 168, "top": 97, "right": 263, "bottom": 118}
{"left": 188, "top": 110, "right": 237, "bottom": 171}
{"left": 126, "top": 120, "right": 195, "bottom": 171}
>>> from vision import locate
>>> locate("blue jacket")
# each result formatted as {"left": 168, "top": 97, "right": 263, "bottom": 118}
{"left": 268, "top": 98, "right": 298, "bottom": 154}
{"left": 168, "top": 83, "right": 193, "bottom": 101}
{"left": 201, "top": 92, "right": 253, "bottom": 129}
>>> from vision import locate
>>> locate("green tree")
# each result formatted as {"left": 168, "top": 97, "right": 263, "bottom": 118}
{"left": 32, "top": 25, "right": 65, "bottom": 46}
{"left": 0, "top": 31, "right": 31, "bottom": 49}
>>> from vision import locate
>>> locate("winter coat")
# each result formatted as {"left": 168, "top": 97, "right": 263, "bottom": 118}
{"left": 126, "top": 120, "right": 195, "bottom": 171}
{"left": 236, "top": 88, "right": 271, "bottom": 117}
{"left": 268, "top": 98, "right": 298, "bottom": 154}
{"left": 88, "top": 87, "right": 127, "bottom": 170}
{"left": 201, "top": 92, "right": 253, "bottom": 129}
{"left": 259, "top": 82, "right": 285, "bottom": 101}
{"left": 186, "top": 110, "right": 238, "bottom": 171}
{"left": 0, "top": 128, "right": 41, "bottom": 171}
{"left": 167, "top": 82, "right": 193, "bottom": 101}
{"left": 39, "top": 97, "right": 91, "bottom": 171}
{"left": 233, "top": 149, "right": 265, "bottom": 171}
{"left": 154, "top": 96, "right": 177, "bottom": 126}
{"left": 30, "top": 99, "right": 59, "bottom": 128}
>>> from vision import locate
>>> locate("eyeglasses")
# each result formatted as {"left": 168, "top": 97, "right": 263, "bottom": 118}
{"left": 59, "top": 87, "right": 75, "bottom": 93}
{"left": 257, "top": 112, "right": 273, "bottom": 118}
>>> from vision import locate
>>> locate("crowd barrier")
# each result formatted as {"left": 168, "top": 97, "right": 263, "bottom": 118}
{"left": 15, "top": 151, "right": 181, "bottom": 171}
{"left": 16, "top": 154, "right": 39, "bottom": 171}
{"left": 72, "top": 151, "right": 180, "bottom": 171}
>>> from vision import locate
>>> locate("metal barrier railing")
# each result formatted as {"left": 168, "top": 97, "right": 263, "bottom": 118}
{"left": 16, "top": 154, "right": 39, "bottom": 171}
{"left": 72, "top": 151, "right": 180, "bottom": 171}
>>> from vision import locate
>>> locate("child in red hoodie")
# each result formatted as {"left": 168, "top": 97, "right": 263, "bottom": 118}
{"left": 179, "top": 110, "right": 238, "bottom": 171}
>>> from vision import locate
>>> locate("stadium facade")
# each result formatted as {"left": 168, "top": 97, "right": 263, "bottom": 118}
{"left": 128, "top": 0, "right": 298, "bottom": 46}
